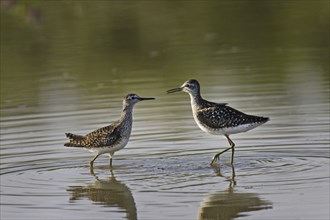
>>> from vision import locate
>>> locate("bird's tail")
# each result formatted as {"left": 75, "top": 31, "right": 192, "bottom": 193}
{"left": 64, "top": 133, "right": 86, "bottom": 147}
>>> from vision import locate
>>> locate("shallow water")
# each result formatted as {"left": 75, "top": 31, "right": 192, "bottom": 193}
{"left": 1, "top": 1, "right": 329, "bottom": 220}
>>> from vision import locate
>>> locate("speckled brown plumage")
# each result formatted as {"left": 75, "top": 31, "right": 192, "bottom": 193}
{"left": 65, "top": 124, "right": 118, "bottom": 148}
{"left": 64, "top": 93, "right": 154, "bottom": 167}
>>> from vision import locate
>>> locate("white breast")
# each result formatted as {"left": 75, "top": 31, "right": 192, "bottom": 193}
{"left": 86, "top": 138, "right": 129, "bottom": 155}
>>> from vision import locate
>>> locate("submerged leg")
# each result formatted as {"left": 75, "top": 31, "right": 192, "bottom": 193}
{"left": 110, "top": 158, "right": 113, "bottom": 167}
{"left": 229, "top": 164, "right": 236, "bottom": 188}
{"left": 210, "top": 135, "right": 236, "bottom": 165}
{"left": 90, "top": 154, "right": 100, "bottom": 167}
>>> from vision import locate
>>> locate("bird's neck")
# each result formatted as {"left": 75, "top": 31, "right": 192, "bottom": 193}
{"left": 189, "top": 92, "right": 202, "bottom": 108}
{"left": 119, "top": 105, "right": 134, "bottom": 127}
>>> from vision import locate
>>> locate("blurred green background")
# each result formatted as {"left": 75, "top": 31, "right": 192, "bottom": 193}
{"left": 1, "top": 2, "right": 329, "bottom": 220}
{"left": 1, "top": 0, "right": 329, "bottom": 111}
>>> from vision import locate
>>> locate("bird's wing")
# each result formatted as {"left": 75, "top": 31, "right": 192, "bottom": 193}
{"left": 196, "top": 105, "right": 249, "bottom": 129}
{"left": 197, "top": 105, "right": 268, "bottom": 129}
{"left": 64, "top": 122, "right": 121, "bottom": 148}
{"left": 83, "top": 124, "right": 121, "bottom": 148}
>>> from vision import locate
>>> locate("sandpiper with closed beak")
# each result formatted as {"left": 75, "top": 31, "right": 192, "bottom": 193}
{"left": 65, "top": 93, "right": 155, "bottom": 167}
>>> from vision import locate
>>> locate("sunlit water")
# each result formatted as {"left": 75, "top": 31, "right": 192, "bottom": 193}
{"left": 1, "top": 1, "right": 329, "bottom": 220}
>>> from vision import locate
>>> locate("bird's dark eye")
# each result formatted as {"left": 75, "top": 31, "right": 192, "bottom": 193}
{"left": 131, "top": 96, "right": 135, "bottom": 99}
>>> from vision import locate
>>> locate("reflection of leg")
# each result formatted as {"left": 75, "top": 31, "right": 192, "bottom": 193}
{"left": 89, "top": 166, "right": 101, "bottom": 181}
{"left": 225, "top": 135, "right": 235, "bottom": 164}
{"left": 90, "top": 154, "right": 100, "bottom": 167}
{"left": 211, "top": 161, "right": 222, "bottom": 176}
{"left": 230, "top": 164, "right": 236, "bottom": 188}
{"left": 231, "top": 164, "right": 236, "bottom": 178}
{"left": 210, "top": 147, "right": 231, "bottom": 165}
{"left": 89, "top": 165, "right": 95, "bottom": 176}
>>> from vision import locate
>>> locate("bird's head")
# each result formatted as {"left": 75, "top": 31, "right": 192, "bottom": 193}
{"left": 167, "top": 79, "right": 201, "bottom": 96}
{"left": 123, "top": 93, "right": 155, "bottom": 107}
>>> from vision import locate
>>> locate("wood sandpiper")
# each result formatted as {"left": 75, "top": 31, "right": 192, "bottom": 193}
{"left": 64, "top": 93, "right": 155, "bottom": 167}
{"left": 167, "top": 79, "right": 269, "bottom": 165}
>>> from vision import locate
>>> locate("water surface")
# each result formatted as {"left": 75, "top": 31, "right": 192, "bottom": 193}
{"left": 1, "top": 1, "right": 329, "bottom": 220}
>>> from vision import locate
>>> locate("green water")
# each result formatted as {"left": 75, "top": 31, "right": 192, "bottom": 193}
{"left": 1, "top": 1, "right": 329, "bottom": 220}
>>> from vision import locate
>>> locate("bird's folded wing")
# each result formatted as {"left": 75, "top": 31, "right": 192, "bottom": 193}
{"left": 84, "top": 124, "right": 120, "bottom": 148}
{"left": 196, "top": 106, "right": 248, "bottom": 129}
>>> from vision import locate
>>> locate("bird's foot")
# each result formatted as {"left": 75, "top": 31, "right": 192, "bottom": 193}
{"left": 210, "top": 154, "right": 220, "bottom": 165}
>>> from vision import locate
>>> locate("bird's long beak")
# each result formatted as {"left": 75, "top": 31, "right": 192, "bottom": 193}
{"left": 139, "top": 97, "right": 155, "bottom": 101}
{"left": 166, "top": 87, "right": 182, "bottom": 94}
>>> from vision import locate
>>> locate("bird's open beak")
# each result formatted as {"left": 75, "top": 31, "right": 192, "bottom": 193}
{"left": 166, "top": 87, "right": 182, "bottom": 94}
{"left": 139, "top": 97, "right": 155, "bottom": 101}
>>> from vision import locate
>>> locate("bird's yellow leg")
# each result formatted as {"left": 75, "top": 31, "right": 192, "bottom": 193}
{"left": 210, "top": 135, "right": 236, "bottom": 165}
{"left": 225, "top": 135, "right": 236, "bottom": 164}
{"left": 211, "top": 147, "right": 231, "bottom": 165}
{"left": 90, "top": 154, "right": 100, "bottom": 167}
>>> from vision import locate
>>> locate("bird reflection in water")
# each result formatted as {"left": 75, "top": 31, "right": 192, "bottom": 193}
{"left": 67, "top": 167, "right": 137, "bottom": 220}
{"left": 198, "top": 165, "right": 272, "bottom": 220}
